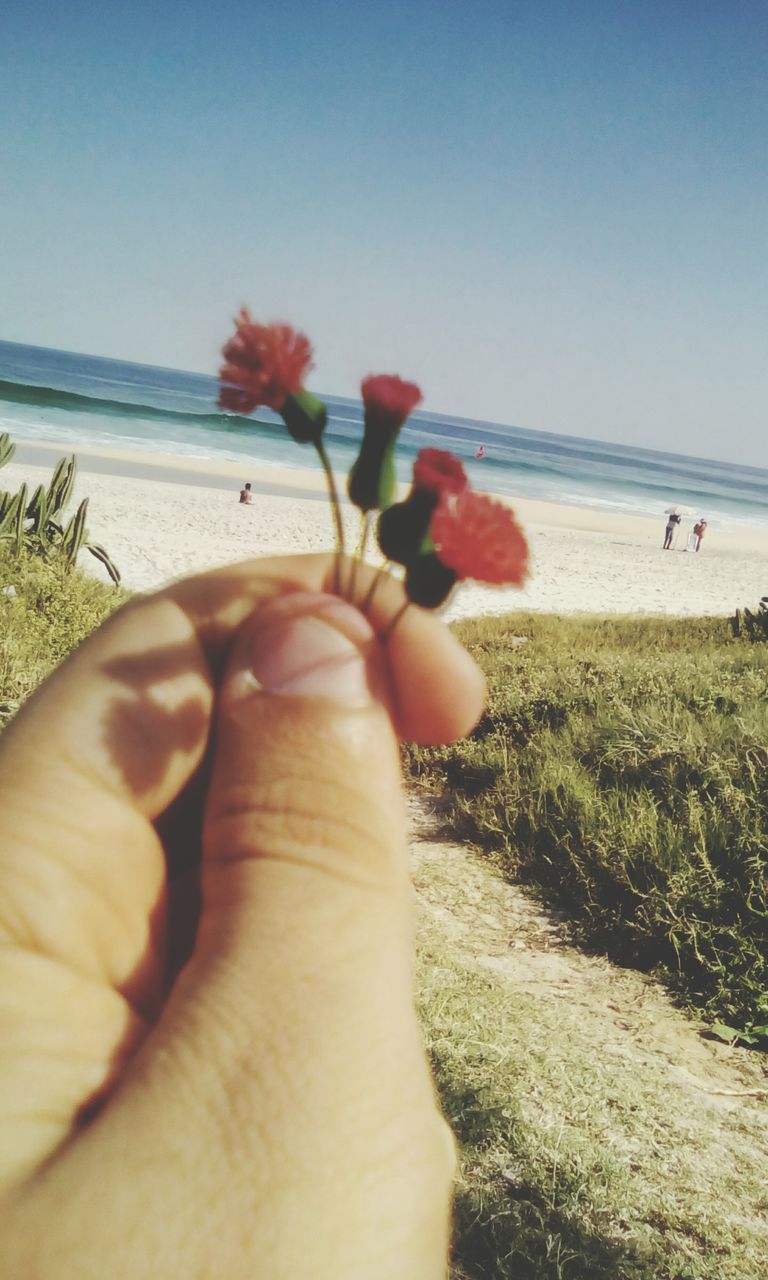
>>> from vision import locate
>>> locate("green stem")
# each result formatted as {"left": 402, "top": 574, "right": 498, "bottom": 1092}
{"left": 347, "top": 511, "right": 373, "bottom": 604}
{"left": 315, "top": 439, "right": 345, "bottom": 592}
{"left": 357, "top": 510, "right": 372, "bottom": 561}
{"left": 361, "top": 560, "right": 392, "bottom": 614}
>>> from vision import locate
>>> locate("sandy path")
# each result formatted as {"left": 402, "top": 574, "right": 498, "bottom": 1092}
{"left": 409, "top": 795, "right": 768, "bottom": 1269}
{"left": 411, "top": 797, "right": 767, "bottom": 1106}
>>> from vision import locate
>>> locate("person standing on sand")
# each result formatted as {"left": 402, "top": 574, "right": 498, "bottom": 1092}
{"left": 663, "top": 512, "right": 680, "bottom": 550}
{"left": 240, "top": 481, "right": 253, "bottom": 505}
{"left": 694, "top": 519, "right": 707, "bottom": 552}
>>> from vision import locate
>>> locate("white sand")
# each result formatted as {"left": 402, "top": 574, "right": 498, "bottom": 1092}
{"left": 5, "top": 444, "right": 768, "bottom": 621}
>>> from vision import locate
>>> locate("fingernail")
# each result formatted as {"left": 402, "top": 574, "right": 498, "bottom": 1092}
{"left": 244, "top": 593, "right": 376, "bottom": 707}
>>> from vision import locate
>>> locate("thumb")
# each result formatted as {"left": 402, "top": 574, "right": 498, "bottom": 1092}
{"left": 84, "top": 591, "right": 452, "bottom": 1277}
{"left": 203, "top": 588, "right": 409, "bottom": 915}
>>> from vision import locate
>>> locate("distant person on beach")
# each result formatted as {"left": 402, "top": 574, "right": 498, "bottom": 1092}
{"left": 475, "top": 445, "right": 485, "bottom": 460}
{"left": 239, "top": 481, "right": 253, "bottom": 504}
{"left": 0, "top": 555, "right": 481, "bottom": 1277}
{"left": 694, "top": 519, "right": 707, "bottom": 552}
{"left": 663, "top": 512, "right": 680, "bottom": 550}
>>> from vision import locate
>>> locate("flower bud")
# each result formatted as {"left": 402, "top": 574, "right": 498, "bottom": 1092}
{"left": 377, "top": 489, "right": 437, "bottom": 565}
{"left": 347, "top": 375, "right": 422, "bottom": 513}
{"left": 404, "top": 553, "right": 457, "bottom": 608}
{"left": 376, "top": 448, "right": 467, "bottom": 565}
{"left": 281, "top": 390, "right": 328, "bottom": 446}
{"left": 348, "top": 435, "right": 399, "bottom": 513}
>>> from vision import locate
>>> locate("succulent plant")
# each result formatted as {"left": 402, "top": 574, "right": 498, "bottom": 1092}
{"left": 0, "top": 433, "right": 120, "bottom": 583}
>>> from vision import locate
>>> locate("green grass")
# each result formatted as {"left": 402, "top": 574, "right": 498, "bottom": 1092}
{"left": 406, "top": 613, "right": 768, "bottom": 1039}
{"left": 0, "top": 548, "right": 123, "bottom": 727}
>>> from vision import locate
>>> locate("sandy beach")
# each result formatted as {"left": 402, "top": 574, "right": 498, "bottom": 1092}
{"left": 5, "top": 440, "right": 768, "bottom": 620}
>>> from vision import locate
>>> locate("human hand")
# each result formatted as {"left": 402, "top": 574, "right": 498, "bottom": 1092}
{"left": 0, "top": 554, "right": 484, "bottom": 1279}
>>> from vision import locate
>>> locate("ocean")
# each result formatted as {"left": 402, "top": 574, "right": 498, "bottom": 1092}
{"left": 1, "top": 339, "right": 766, "bottom": 528}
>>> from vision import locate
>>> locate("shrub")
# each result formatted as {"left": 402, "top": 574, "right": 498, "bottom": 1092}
{"left": 0, "top": 431, "right": 120, "bottom": 582}
{"left": 731, "top": 598, "right": 768, "bottom": 642}
{"left": 0, "top": 549, "right": 124, "bottom": 727}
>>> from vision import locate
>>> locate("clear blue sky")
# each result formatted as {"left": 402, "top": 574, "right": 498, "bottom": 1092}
{"left": 1, "top": 0, "right": 765, "bottom": 463}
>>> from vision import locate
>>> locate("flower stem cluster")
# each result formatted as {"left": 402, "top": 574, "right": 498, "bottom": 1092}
{"left": 218, "top": 310, "right": 530, "bottom": 610}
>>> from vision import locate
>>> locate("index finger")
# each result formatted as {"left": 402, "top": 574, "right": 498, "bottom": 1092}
{"left": 2, "top": 553, "right": 484, "bottom": 819}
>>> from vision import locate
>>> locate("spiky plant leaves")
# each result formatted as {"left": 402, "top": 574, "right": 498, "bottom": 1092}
{"left": 26, "top": 484, "right": 49, "bottom": 536}
{"left": 47, "top": 456, "right": 76, "bottom": 517}
{"left": 0, "top": 487, "right": 28, "bottom": 537}
{"left": 61, "top": 498, "right": 88, "bottom": 568}
{"left": 85, "top": 542, "right": 121, "bottom": 585}
{"left": 13, "top": 483, "right": 27, "bottom": 553}
{"left": 47, "top": 459, "right": 68, "bottom": 516}
{"left": 0, "top": 433, "right": 16, "bottom": 469}
{"left": 0, "top": 491, "right": 14, "bottom": 530}
{"left": 0, "top": 435, "right": 119, "bottom": 583}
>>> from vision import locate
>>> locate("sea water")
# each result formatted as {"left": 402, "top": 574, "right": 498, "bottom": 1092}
{"left": 1, "top": 339, "right": 766, "bottom": 527}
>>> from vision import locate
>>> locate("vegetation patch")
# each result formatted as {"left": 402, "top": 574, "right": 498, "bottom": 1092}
{"left": 0, "top": 431, "right": 120, "bottom": 582}
{"left": 405, "top": 613, "right": 768, "bottom": 1041}
{"left": 0, "top": 548, "right": 123, "bottom": 728}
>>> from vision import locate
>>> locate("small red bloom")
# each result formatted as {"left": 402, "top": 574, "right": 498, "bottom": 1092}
{"left": 218, "top": 385, "right": 263, "bottom": 415}
{"left": 219, "top": 309, "right": 314, "bottom": 413}
{"left": 361, "top": 374, "right": 422, "bottom": 430}
{"left": 430, "top": 490, "right": 530, "bottom": 586}
{"left": 412, "top": 448, "right": 467, "bottom": 497}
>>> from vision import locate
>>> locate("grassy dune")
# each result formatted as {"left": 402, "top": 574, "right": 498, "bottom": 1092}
{"left": 406, "top": 613, "right": 768, "bottom": 1040}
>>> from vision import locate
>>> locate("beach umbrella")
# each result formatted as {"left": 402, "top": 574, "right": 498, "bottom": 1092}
{"left": 665, "top": 504, "right": 697, "bottom": 517}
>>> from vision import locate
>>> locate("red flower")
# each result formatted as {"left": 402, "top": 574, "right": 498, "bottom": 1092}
{"left": 361, "top": 374, "right": 422, "bottom": 430}
{"left": 219, "top": 309, "right": 314, "bottom": 413}
{"left": 430, "top": 490, "right": 530, "bottom": 586}
{"left": 218, "top": 385, "right": 264, "bottom": 414}
{"left": 413, "top": 448, "right": 467, "bottom": 497}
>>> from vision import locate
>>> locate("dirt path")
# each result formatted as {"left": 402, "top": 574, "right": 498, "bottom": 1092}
{"left": 408, "top": 795, "right": 767, "bottom": 1116}
{"left": 409, "top": 796, "right": 768, "bottom": 1274}
{"left": 412, "top": 798, "right": 762, "bottom": 1111}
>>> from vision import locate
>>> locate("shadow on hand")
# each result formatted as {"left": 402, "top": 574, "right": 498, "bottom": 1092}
{"left": 95, "top": 561, "right": 346, "bottom": 988}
